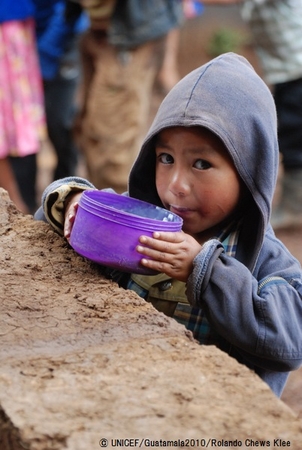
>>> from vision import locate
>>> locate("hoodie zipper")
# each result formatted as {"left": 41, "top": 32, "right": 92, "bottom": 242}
{"left": 257, "top": 276, "right": 285, "bottom": 294}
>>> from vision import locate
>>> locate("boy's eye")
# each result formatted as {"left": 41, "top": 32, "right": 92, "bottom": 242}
{"left": 194, "top": 159, "right": 211, "bottom": 170}
{"left": 157, "top": 153, "right": 174, "bottom": 164}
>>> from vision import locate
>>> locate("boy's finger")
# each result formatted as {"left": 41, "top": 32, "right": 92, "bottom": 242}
{"left": 153, "top": 231, "right": 184, "bottom": 242}
{"left": 138, "top": 236, "right": 176, "bottom": 254}
{"left": 64, "top": 214, "right": 75, "bottom": 239}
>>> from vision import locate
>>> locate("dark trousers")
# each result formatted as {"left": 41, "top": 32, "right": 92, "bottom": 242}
{"left": 273, "top": 77, "right": 302, "bottom": 169}
{"left": 10, "top": 153, "right": 37, "bottom": 214}
{"left": 44, "top": 72, "right": 79, "bottom": 181}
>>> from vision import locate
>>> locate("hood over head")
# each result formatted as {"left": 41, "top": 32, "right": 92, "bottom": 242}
{"left": 129, "top": 53, "right": 279, "bottom": 269}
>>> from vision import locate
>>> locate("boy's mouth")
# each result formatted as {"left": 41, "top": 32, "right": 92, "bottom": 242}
{"left": 170, "top": 205, "right": 195, "bottom": 215}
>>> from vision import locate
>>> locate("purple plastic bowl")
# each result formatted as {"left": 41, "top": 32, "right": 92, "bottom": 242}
{"left": 69, "top": 190, "right": 183, "bottom": 274}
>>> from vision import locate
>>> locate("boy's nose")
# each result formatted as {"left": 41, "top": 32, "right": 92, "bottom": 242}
{"left": 169, "top": 170, "right": 190, "bottom": 196}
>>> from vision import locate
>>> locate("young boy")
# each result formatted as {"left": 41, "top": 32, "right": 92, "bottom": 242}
{"left": 35, "top": 53, "right": 302, "bottom": 397}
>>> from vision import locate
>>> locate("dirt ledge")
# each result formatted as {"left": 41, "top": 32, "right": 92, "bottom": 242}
{"left": 0, "top": 188, "right": 301, "bottom": 449}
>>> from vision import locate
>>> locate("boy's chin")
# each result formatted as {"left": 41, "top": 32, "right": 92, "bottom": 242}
{"left": 185, "top": 223, "right": 224, "bottom": 243}
{"left": 182, "top": 225, "right": 207, "bottom": 241}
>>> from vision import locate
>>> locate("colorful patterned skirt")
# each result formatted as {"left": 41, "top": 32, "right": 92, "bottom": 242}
{"left": 0, "top": 18, "right": 46, "bottom": 158}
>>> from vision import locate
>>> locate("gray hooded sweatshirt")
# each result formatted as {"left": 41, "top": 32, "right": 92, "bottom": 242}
{"left": 36, "top": 53, "right": 302, "bottom": 397}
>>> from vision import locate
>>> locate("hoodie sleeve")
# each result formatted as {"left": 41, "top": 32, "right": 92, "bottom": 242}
{"left": 34, "top": 177, "right": 95, "bottom": 234}
{"left": 186, "top": 239, "right": 302, "bottom": 373}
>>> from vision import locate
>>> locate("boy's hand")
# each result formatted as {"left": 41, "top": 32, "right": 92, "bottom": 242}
{"left": 137, "top": 231, "right": 202, "bottom": 282}
{"left": 64, "top": 192, "right": 83, "bottom": 241}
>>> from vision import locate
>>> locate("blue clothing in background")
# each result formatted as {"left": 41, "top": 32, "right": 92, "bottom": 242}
{"left": 33, "top": 0, "right": 89, "bottom": 80}
{"left": 0, "top": 0, "right": 35, "bottom": 23}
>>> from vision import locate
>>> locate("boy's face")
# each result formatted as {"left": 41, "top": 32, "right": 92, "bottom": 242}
{"left": 155, "top": 126, "right": 244, "bottom": 240}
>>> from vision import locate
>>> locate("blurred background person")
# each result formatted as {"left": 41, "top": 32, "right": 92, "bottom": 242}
{"left": 0, "top": 1, "right": 46, "bottom": 213}
{"left": 156, "top": 1, "right": 204, "bottom": 95}
{"left": 156, "top": 27, "right": 181, "bottom": 95}
{"left": 74, "top": 0, "right": 183, "bottom": 193}
{"left": 200, "top": 0, "right": 302, "bottom": 230}
{"left": 240, "top": 0, "right": 302, "bottom": 230}
{"left": 34, "top": 0, "right": 89, "bottom": 181}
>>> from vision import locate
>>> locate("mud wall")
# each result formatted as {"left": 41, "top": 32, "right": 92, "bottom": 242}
{"left": 0, "top": 189, "right": 301, "bottom": 449}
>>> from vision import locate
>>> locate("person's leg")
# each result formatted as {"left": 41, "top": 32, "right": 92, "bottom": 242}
{"left": 0, "top": 157, "right": 29, "bottom": 213}
{"left": 72, "top": 30, "right": 97, "bottom": 180}
{"left": 157, "top": 27, "right": 181, "bottom": 94}
{"left": 0, "top": 19, "right": 45, "bottom": 214}
{"left": 79, "top": 32, "right": 165, "bottom": 192}
{"left": 275, "top": 77, "right": 302, "bottom": 169}
{"left": 44, "top": 76, "right": 79, "bottom": 180}
{"left": 271, "top": 77, "right": 302, "bottom": 229}
{"left": 9, "top": 154, "right": 37, "bottom": 214}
